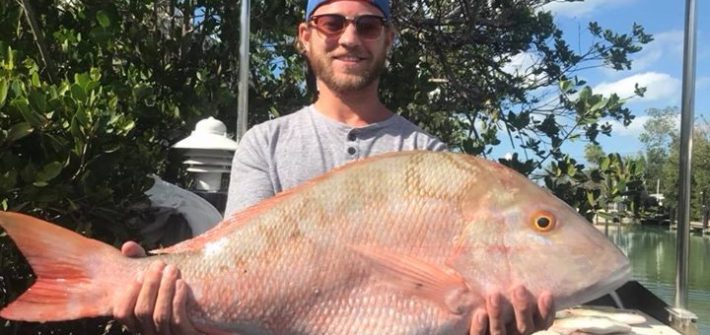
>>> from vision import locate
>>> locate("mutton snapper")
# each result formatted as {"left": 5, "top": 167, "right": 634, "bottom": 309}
{"left": 0, "top": 151, "right": 630, "bottom": 334}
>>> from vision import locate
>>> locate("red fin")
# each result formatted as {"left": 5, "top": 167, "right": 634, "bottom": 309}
{"left": 0, "top": 212, "right": 125, "bottom": 321}
{"left": 350, "top": 245, "right": 480, "bottom": 314}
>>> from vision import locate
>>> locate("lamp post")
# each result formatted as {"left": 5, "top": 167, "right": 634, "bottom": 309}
{"left": 669, "top": 0, "right": 699, "bottom": 333}
{"left": 172, "top": 117, "right": 238, "bottom": 211}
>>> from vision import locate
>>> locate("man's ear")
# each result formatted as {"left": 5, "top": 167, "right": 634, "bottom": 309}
{"left": 298, "top": 23, "right": 311, "bottom": 54}
{"left": 385, "top": 27, "right": 396, "bottom": 52}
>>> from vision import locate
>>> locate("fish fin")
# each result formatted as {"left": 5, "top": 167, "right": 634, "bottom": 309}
{"left": 349, "top": 245, "right": 478, "bottom": 315}
{"left": 0, "top": 212, "right": 124, "bottom": 321}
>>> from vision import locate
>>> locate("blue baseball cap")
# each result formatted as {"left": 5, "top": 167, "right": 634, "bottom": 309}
{"left": 306, "top": 0, "right": 391, "bottom": 20}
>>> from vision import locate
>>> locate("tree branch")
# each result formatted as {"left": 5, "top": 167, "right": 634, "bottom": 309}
{"left": 18, "top": 0, "right": 58, "bottom": 83}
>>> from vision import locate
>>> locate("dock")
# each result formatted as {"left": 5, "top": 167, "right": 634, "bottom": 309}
{"left": 535, "top": 306, "right": 687, "bottom": 335}
{"left": 669, "top": 221, "right": 709, "bottom": 235}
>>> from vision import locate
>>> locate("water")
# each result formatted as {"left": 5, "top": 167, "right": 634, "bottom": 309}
{"left": 604, "top": 224, "right": 710, "bottom": 333}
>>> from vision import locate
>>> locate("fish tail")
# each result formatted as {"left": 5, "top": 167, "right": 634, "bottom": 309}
{"left": 0, "top": 212, "right": 127, "bottom": 321}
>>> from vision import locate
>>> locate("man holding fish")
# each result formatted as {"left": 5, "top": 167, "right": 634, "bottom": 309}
{"left": 116, "top": 1, "right": 555, "bottom": 334}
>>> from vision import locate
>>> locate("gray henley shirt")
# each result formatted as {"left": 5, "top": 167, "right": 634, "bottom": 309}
{"left": 224, "top": 105, "right": 447, "bottom": 217}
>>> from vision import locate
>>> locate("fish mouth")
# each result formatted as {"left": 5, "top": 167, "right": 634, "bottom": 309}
{"left": 556, "top": 261, "right": 632, "bottom": 309}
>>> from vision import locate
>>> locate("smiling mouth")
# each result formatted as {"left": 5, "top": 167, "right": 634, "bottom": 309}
{"left": 334, "top": 55, "right": 366, "bottom": 62}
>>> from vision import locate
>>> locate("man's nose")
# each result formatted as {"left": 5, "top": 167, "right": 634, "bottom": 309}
{"left": 338, "top": 22, "right": 361, "bottom": 47}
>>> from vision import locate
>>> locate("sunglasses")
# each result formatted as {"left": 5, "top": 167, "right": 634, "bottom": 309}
{"left": 309, "top": 14, "right": 389, "bottom": 40}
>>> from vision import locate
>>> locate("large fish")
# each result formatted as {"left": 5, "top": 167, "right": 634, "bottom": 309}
{"left": 0, "top": 151, "right": 630, "bottom": 334}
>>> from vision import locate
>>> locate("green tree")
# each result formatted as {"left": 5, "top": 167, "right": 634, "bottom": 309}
{"left": 385, "top": 2, "right": 650, "bottom": 169}
{"left": 544, "top": 151, "right": 647, "bottom": 222}
{"left": 638, "top": 107, "right": 710, "bottom": 220}
{"left": 584, "top": 143, "right": 606, "bottom": 168}
{"left": 639, "top": 106, "right": 679, "bottom": 189}
{"left": 661, "top": 123, "right": 710, "bottom": 221}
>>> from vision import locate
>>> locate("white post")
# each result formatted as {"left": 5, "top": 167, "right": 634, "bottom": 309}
{"left": 237, "top": 0, "right": 251, "bottom": 141}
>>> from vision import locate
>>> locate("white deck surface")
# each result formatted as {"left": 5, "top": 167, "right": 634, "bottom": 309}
{"left": 534, "top": 306, "right": 684, "bottom": 335}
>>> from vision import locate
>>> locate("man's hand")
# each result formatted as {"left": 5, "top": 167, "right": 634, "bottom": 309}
{"left": 114, "top": 241, "right": 200, "bottom": 335}
{"left": 469, "top": 285, "right": 555, "bottom": 335}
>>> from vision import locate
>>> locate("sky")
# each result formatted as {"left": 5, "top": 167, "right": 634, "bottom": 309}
{"left": 494, "top": 0, "right": 709, "bottom": 165}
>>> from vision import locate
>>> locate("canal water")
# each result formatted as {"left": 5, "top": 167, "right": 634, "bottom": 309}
{"left": 604, "top": 224, "right": 710, "bottom": 333}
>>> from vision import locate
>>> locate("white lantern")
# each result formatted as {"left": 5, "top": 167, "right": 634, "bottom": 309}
{"left": 172, "top": 117, "right": 238, "bottom": 192}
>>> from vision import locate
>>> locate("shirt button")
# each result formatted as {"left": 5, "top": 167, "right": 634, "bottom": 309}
{"left": 347, "top": 147, "right": 357, "bottom": 155}
{"left": 347, "top": 132, "right": 357, "bottom": 141}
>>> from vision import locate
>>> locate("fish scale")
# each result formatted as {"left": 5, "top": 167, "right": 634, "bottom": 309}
{"left": 0, "top": 151, "right": 630, "bottom": 334}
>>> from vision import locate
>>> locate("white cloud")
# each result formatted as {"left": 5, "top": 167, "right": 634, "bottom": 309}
{"left": 632, "top": 31, "right": 684, "bottom": 71}
{"left": 502, "top": 52, "right": 546, "bottom": 84}
{"left": 593, "top": 72, "right": 680, "bottom": 101}
{"left": 503, "top": 52, "right": 538, "bottom": 75}
{"left": 607, "top": 116, "right": 648, "bottom": 137}
{"left": 608, "top": 111, "right": 681, "bottom": 138}
{"left": 540, "top": 0, "right": 636, "bottom": 18}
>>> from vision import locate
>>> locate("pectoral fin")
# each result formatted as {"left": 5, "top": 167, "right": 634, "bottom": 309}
{"left": 349, "top": 245, "right": 479, "bottom": 315}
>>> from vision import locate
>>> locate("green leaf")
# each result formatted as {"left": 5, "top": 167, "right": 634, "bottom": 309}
{"left": 96, "top": 10, "right": 111, "bottom": 28}
{"left": 33, "top": 181, "right": 49, "bottom": 187}
{"left": 6, "top": 122, "right": 34, "bottom": 142}
{"left": 12, "top": 98, "right": 44, "bottom": 127}
{"left": 617, "top": 181, "right": 627, "bottom": 192}
{"left": 71, "top": 83, "right": 86, "bottom": 102}
{"left": 74, "top": 72, "right": 91, "bottom": 90}
{"left": 70, "top": 116, "right": 84, "bottom": 138}
{"left": 31, "top": 71, "right": 41, "bottom": 87}
{"left": 0, "top": 78, "right": 8, "bottom": 107}
{"left": 90, "top": 67, "right": 102, "bottom": 82}
{"left": 75, "top": 107, "right": 90, "bottom": 126}
{"left": 590, "top": 98, "right": 607, "bottom": 112}
{"left": 108, "top": 96, "right": 118, "bottom": 109}
{"left": 122, "top": 120, "right": 135, "bottom": 132}
{"left": 600, "top": 157, "right": 611, "bottom": 170}
{"left": 559, "top": 80, "right": 572, "bottom": 92}
{"left": 36, "top": 161, "right": 63, "bottom": 182}
{"left": 578, "top": 87, "right": 592, "bottom": 101}
{"left": 5, "top": 46, "right": 14, "bottom": 70}
{"left": 103, "top": 144, "right": 121, "bottom": 153}
{"left": 567, "top": 164, "right": 577, "bottom": 177}
{"left": 586, "top": 191, "right": 596, "bottom": 206}
{"left": 28, "top": 90, "right": 48, "bottom": 112}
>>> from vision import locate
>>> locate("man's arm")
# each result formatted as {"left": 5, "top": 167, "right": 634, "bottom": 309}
{"left": 224, "top": 126, "right": 276, "bottom": 217}
{"left": 112, "top": 128, "right": 278, "bottom": 335}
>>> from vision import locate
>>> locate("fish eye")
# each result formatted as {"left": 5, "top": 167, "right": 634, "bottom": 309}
{"left": 531, "top": 210, "right": 556, "bottom": 232}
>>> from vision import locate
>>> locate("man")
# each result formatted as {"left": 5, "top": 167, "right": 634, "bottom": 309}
{"left": 115, "top": 1, "right": 555, "bottom": 334}
{"left": 222, "top": 0, "right": 447, "bottom": 216}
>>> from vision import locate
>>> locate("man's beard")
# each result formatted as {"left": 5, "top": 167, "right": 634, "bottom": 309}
{"left": 308, "top": 50, "right": 387, "bottom": 93}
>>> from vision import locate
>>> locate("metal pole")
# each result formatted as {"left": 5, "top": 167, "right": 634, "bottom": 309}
{"left": 675, "top": 0, "right": 697, "bottom": 310}
{"left": 236, "top": 0, "right": 251, "bottom": 141}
